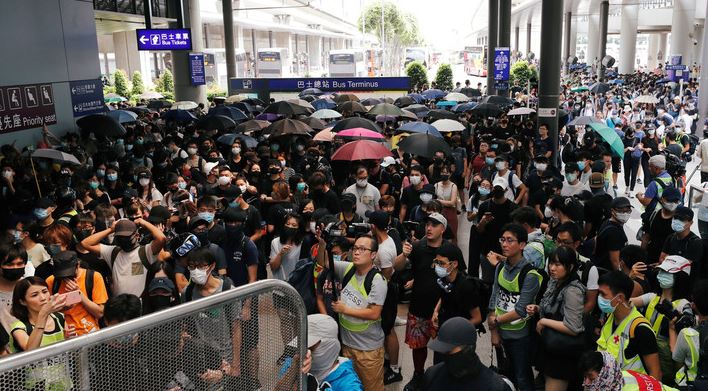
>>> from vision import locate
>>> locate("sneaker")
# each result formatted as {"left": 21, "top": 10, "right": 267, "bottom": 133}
{"left": 628, "top": 192, "right": 635, "bottom": 198}
{"left": 395, "top": 316, "right": 408, "bottom": 326}
{"left": 637, "top": 178, "right": 642, "bottom": 184}
{"left": 384, "top": 367, "right": 403, "bottom": 385}
{"left": 404, "top": 372, "right": 423, "bottom": 391}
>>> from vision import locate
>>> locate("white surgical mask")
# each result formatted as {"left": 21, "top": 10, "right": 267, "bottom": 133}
{"left": 544, "top": 206, "right": 554, "bottom": 219}
{"left": 218, "top": 176, "right": 231, "bottom": 186}
{"left": 409, "top": 176, "right": 421, "bottom": 185}
{"left": 615, "top": 212, "right": 632, "bottom": 224}
{"left": 420, "top": 193, "right": 433, "bottom": 203}
{"left": 139, "top": 178, "right": 150, "bottom": 187}
{"left": 356, "top": 179, "right": 368, "bottom": 188}
{"left": 232, "top": 147, "right": 241, "bottom": 155}
{"left": 309, "top": 222, "right": 317, "bottom": 233}
{"left": 495, "top": 162, "right": 506, "bottom": 171}
{"left": 663, "top": 201, "right": 678, "bottom": 212}
{"left": 189, "top": 267, "right": 209, "bottom": 285}
{"left": 187, "top": 147, "right": 198, "bottom": 155}
{"left": 535, "top": 163, "right": 547, "bottom": 172}
{"left": 238, "top": 184, "right": 248, "bottom": 194}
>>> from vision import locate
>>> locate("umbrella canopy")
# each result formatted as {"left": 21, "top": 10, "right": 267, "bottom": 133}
{"left": 610, "top": 79, "right": 624, "bottom": 85}
{"left": 313, "top": 127, "right": 335, "bottom": 142}
{"left": 655, "top": 78, "right": 671, "bottom": 85}
{"left": 331, "top": 140, "right": 391, "bottom": 161}
{"left": 106, "top": 110, "right": 138, "bottom": 124}
{"left": 137, "top": 91, "right": 163, "bottom": 100}
{"left": 226, "top": 95, "right": 253, "bottom": 104}
{"left": 588, "top": 123, "right": 624, "bottom": 158}
{"left": 428, "top": 109, "right": 458, "bottom": 121}
{"left": 312, "top": 98, "right": 337, "bottom": 110}
{"left": 397, "top": 122, "right": 443, "bottom": 138}
{"left": 126, "top": 106, "right": 152, "bottom": 115}
{"left": 147, "top": 100, "right": 172, "bottom": 109}
{"left": 558, "top": 109, "right": 570, "bottom": 128}
{"left": 408, "top": 93, "right": 426, "bottom": 104}
{"left": 334, "top": 93, "right": 359, "bottom": 103}
{"left": 217, "top": 133, "right": 258, "bottom": 148}
{"left": 445, "top": 92, "right": 470, "bottom": 102}
{"left": 431, "top": 119, "right": 465, "bottom": 132}
{"left": 569, "top": 116, "right": 602, "bottom": 126}
{"left": 435, "top": 101, "right": 457, "bottom": 108}
{"left": 301, "top": 117, "right": 327, "bottom": 130}
{"left": 311, "top": 109, "right": 342, "bottom": 119}
{"left": 76, "top": 114, "right": 126, "bottom": 137}
{"left": 453, "top": 102, "right": 477, "bottom": 113}
{"left": 470, "top": 103, "right": 503, "bottom": 117}
{"left": 368, "top": 103, "right": 405, "bottom": 117}
{"left": 405, "top": 104, "right": 431, "bottom": 117}
{"left": 361, "top": 98, "right": 382, "bottom": 106}
{"left": 483, "top": 95, "right": 514, "bottom": 107}
{"left": 32, "top": 149, "right": 81, "bottom": 165}
{"left": 242, "top": 98, "right": 265, "bottom": 106}
{"left": 570, "top": 86, "right": 589, "bottom": 93}
{"left": 332, "top": 117, "right": 382, "bottom": 133}
{"left": 268, "top": 119, "right": 313, "bottom": 138}
{"left": 235, "top": 119, "right": 271, "bottom": 133}
{"left": 162, "top": 109, "right": 198, "bottom": 122}
{"left": 264, "top": 101, "right": 311, "bottom": 116}
{"left": 231, "top": 102, "right": 256, "bottom": 113}
{"left": 208, "top": 106, "right": 248, "bottom": 121}
{"left": 337, "top": 101, "right": 367, "bottom": 114}
{"left": 198, "top": 115, "right": 237, "bottom": 131}
{"left": 256, "top": 112, "right": 281, "bottom": 121}
{"left": 397, "top": 133, "right": 452, "bottom": 158}
{"left": 299, "top": 88, "right": 323, "bottom": 97}
{"left": 335, "top": 127, "right": 384, "bottom": 140}
{"left": 104, "top": 93, "right": 126, "bottom": 103}
{"left": 287, "top": 99, "right": 315, "bottom": 111}
{"left": 300, "top": 95, "right": 318, "bottom": 103}
{"left": 375, "top": 115, "right": 397, "bottom": 123}
{"left": 422, "top": 89, "right": 446, "bottom": 100}
{"left": 590, "top": 83, "right": 611, "bottom": 94}
{"left": 507, "top": 107, "right": 535, "bottom": 116}
{"left": 394, "top": 96, "right": 416, "bottom": 107}
{"left": 382, "top": 97, "right": 394, "bottom": 104}
{"left": 400, "top": 109, "right": 418, "bottom": 120}
{"left": 171, "top": 101, "right": 198, "bottom": 110}
{"left": 635, "top": 95, "right": 659, "bottom": 104}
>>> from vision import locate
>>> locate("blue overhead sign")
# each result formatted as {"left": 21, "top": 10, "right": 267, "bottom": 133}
{"left": 494, "top": 47, "right": 511, "bottom": 81}
{"left": 189, "top": 53, "right": 206, "bottom": 86}
{"left": 665, "top": 64, "right": 687, "bottom": 71}
{"left": 70, "top": 79, "right": 105, "bottom": 117}
{"left": 136, "top": 28, "right": 192, "bottom": 51}
{"left": 229, "top": 77, "right": 410, "bottom": 94}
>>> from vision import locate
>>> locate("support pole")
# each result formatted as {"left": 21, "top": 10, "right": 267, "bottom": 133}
{"left": 144, "top": 0, "right": 153, "bottom": 28}
{"left": 598, "top": 0, "right": 609, "bottom": 80}
{"left": 699, "top": 0, "right": 708, "bottom": 134}
{"left": 223, "top": 0, "right": 236, "bottom": 82}
{"left": 497, "top": 0, "right": 511, "bottom": 97}
{"left": 487, "top": 0, "right": 498, "bottom": 96}
{"left": 538, "top": 0, "right": 563, "bottom": 166}
{"left": 564, "top": 11, "right": 572, "bottom": 73}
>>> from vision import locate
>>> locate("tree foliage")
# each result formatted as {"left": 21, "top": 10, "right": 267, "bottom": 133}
{"left": 161, "top": 69, "right": 174, "bottom": 93}
{"left": 131, "top": 71, "right": 144, "bottom": 96}
{"left": 509, "top": 60, "right": 539, "bottom": 87}
{"left": 405, "top": 61, "right": 428, "bottom": 91}
{"left": 113, "top": 69, "right": 130, "bottom": 98}
{"left": 434, "top": 64, "right": 454, "bottom": 91}
{"left": 358, "top": 2, "right": 422, "bottom": 76}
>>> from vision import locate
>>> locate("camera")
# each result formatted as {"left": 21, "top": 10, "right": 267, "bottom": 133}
{"left": 322, "top": 221, "right": 346, "bottom": 241}
{"left": 347, "top": 223, "right": 371, "bottom": 237}
{"left": 661, "top": 150, "right": 686, "bottom": 178}
{"left": 655, "top": 299, "right": 695, "bottom": 332}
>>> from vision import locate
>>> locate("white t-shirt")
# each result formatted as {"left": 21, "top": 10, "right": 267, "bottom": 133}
{"left": 26, "top": 243, "right": 50, "bottom": 268}
{"left": 141, "top": 187, "right": 164, "bottom": 210}
{"left": 375, "top": 236, "right": 396, "bottom": 272}
{"left": 99, "top": 243, "right": 157, "bottom": 297}
{"left": 493, "top": 171, "right": 522, "bottom": 202}
{"left": 269, "top": 238, "right": 302, "bottom": 281}
{"left": 344, "top": 184, "right": 381, "bottom": 220}
{"left": 561, "top": 180, "right": 590, "bottom": 197}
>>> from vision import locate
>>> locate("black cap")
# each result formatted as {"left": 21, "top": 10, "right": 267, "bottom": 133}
{"left": 365, "top": 210, "right": 389, "bottom": 230}
{"left": 188, "top": 217, "right": 209, "bottom": 231}
{"left": 428, "top": 317, "right": 478, "bottom": 353}
{"left": 418, "top": 184, "right": 435, "bottom": 195}
{"left": 147, "top": 206, "right": 171, "bottom": 224}
{"left": 341, "top": 193, "right": 357, "bottom": 208}
{"left": 223, "top": 207, "right": 247, "bottom": 223}
{"left": 222, "top": 186, "right": 242, "bottom": 201}
{"left": 53, "top": 251, "right": 78, "bottom": 279}
{"left": 37, "top": 197, "right": 55, "bottom": 209}
{"left": 611, "top": 197, "right": 633, "bottom": 210}
{"left": 675, "top": 206, "right": 694, "bottom": 221}
{"left": 148, "top": 277, "right": 176, "bottom": 294}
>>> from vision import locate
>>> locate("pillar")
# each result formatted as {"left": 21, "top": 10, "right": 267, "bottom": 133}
{"left": 698, "top": 0, "right": 708, "bottom": 132}
{"left": 670, "top": 0, "right": 695, "bottom": 65}
{"left": 222, "top": 0, "right": 236, "bottom": 82}
{"left": 598, "top": 0, "right": 609, "bottom": 79}
{"left": 619, "top": 2, "right": 638, "bottom": 74}
{"left": 693, "top": 24, "right": 703, "bottom": 69}
{"left": 648, "top": 33, "right": 660, "bottom": 69}
{"left": 539, "top": 0, "right": 563, "bottom": 166}
{"left": 526, "top": 22, "right": 532, "bottom": 57}
{"left": 487, "top": 0, "right": 498, "bottom": 96}
{"left": 172, "top": 0, "right": 207, "bottom": 104}
{"left": 658, "top": 33, "right": 667, "bottom": 64}
{"left": 569, "top": 15, "right": 577, "bottom": 58}
{"left": 497, "top": 0, "right": 511, "bottom": 97}
{"left": 586, "top": 13, "right": 600, "bottom": 69}
{"left": 514, "top": 26, "right": 520, "bottom": 54}
{"left": 563, "top": 11, "right": 572, "bottom": 69}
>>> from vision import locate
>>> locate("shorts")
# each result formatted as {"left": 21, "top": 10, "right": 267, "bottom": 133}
{"left": 242, "top": 296, "right": 260, "bottom": 352}
{"left": 612, "top": 155, "right": 622, "bottom": 173}
{"left": 381, "top": 282, "right": 399, "bottom": 335}
{"left": 405, "top": 313, "right": 435, "bottom": 349}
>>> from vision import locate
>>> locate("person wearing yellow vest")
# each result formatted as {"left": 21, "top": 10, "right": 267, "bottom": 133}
{"left": 597, "top": 270, "right": 662, "bottom": 380}
{"left": 670, "top": 280, "right": 708, "bottom": 388}
{"left": 318, "top": 234, "right": 388, "bottom": 391}
{"left": 580, "top": 351, "right": 678, "bottom": 390}
{"left": 630, "top": 255, "right": 693, "bottom": 385}
{"left": 487, "top": 223, "right": 542, "bottom": 391}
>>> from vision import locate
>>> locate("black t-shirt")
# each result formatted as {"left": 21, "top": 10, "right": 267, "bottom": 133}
{"left": 238, "top": 205, "right": 263, "bottom": 238}
{"left": 267, "top": 202, "right": 296, "bottom": 228}
{"left": 409, "top": 239, "right": 444, "bottom": 319}
{"left": 223, "top": 235, "right": 259, "bottom": 287}
{"left": 78, "top": 251, "right": 113, "bottom": 294}
{"left": 208, "top": 223, "right": 226, "bottom": 247}
{"left": 227, "top": 157, "right": 248, "bottom": 175}
{"left": 584, "top": 193, "right": 612, "bottom": 238}
{"left": 312, "top": 189, "right": 340, "bottom": 215}
{"left": 646, "top": 211, "right": 673, "bottom": 263}
{"left": 594, "top": 220, "right": 628, "bottom": 271}
{"left": 207, "top": 184, "right": 237, "bottom": 198}
{"left": 662, "top": 232, "right": 703, "bottom": 265}
{"left": 400, "top": 185, "right": 422, "bottom": 220}
{"left": 438, "top": 272, "right": 480, "bottom": 326}
{"left": 614, "top": 320, "right": 658, "bottom": 362}
{"left": 476, "top": 199, "right": 518, "bottom": 255}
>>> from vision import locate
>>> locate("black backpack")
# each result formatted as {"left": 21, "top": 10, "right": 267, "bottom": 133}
{"left": 341, "top": 265, "right": 382, "bottom": 296}
{"left": 693, "top": 321, "right": 708, "bottom": 388}
{"left": 52, "top": 269, "right": 95, "bottom": 302}
{"left": 287, "top": 258, "right": 317, "bottom": 314}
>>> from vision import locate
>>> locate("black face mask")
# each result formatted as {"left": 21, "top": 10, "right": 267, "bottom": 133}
{"left": 281, "top": 227, "right": 298, "bottom": 241}
{"left": 194, "top": 232, "right": 210, "bottom": 247}
{"left": 440, "top": 174, "right": 450, "bottom": 181}
{"left": 74, "top": 229, "right": 93, "bottom": 242}
{"left": 225, "top": 225, "right": 244, "bottom": 239}
{"left": 1, "top": 267, "right": 23, "bottom": 281}
{"left": 114, "top": 235, "right": 138, "bottom": 252}
{"left": 269, "top": 167, "right": 281, "bottom": 175}
{"left": 443, "top": 345, "right": 482, "bottom": 379}
{"left": 147, "top": 295, "right": 172, "bottom": 311}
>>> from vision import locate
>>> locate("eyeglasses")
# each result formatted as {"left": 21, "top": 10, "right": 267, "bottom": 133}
{"left": 432, "top": 260, "right": 449, "bottom": 267}
{"left": 499, "top": 237, "right": 518, "bottom": 244}
{"left": 555, "top": 239, "right": 575, "bottom": 246}
{"left": 352, "top": 246, "right": 373, "bottom": 253}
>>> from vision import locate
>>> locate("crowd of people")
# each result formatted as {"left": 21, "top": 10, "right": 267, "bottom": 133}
{"left": 0, "top": 63, "right": 707, "bottom": 391}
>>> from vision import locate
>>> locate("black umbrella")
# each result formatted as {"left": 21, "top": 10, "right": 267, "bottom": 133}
{"left": 300, "top": 95, "right": 319, "bottom": 103}
{"left": 590, "top": 83, "right": 611, "bottom": 94}
{"left": 461, "top": 87, "right": 481, "bottom": 97}
{"left": 268, "top": 119, "right": 314, "bottom": 138}
{"left": 235, "top": 119, "right": 271, "bottom": 134}
{"left": 126, "top": 106, "right": 153, "bottom": 115}
{"left": 147, "top": 100, "right": 172, "bottom": 109}
{"left": 483, "top": 95, "right": 514, "bottom": 107}
{"left": 334, "top": 93, "right": 360, "bottom": 103}
{"left": 301, "top": 117, "right": 327, "bottom": 130}
{"left": 337, "top": 101, "right": 367, "bottom": 114}
{"left": 217, "top": 133, "right": 258, "bottom": 148}
{"left": 394, "top": 96, "right": 416, "bottom": 107}
{"left": 299, "top": 88, "right": 323, "bottom": 97}
{"left": 231, "top": 102, "right": 255, "bottom": 113}
{"left": 361, "top": 98, "right": 382, "bottom": 106}
{"left": 76, "top": 114, "right": 126, "bottom": 138}
{"left": 397, "top": 133, "right": 452, "bottom": 158}
{"left": 208, "top": 106, "right": 248, "bottom": 121}
{"left": 470, "top": 103, "right": 503, "bottom": 117}
{"left": 264, "top": 101, "right": 311, "bottom": 116}
{"left": 427, "top": 109, "right": 458, "bottom": 121}
{"left": 242, "top": 98, "right": 266, "bottom": 106}
{"left": 198, "top": 115, "right": 237, "bottom": 131}
{"left": 331, "top": 117, "right": 382, "bottom": 133}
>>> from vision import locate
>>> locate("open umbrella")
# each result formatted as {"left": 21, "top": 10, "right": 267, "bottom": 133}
{"left": 431, "top": 119, "right": 465, "bottom": 132}
{"left": 445, "top": 92, "right": 470, "bottom": 102}
{"left": 397, "top": 122, "right": 443, "bottom": 138}
{"left": 287, "top": 99, "right": 315, "bottom": 111}
{"left": 313, "top": 127, "right": 335, "bottom": 142}
{"left": 590, "top": 83, "right": 611, "bottom": 94}
{"left": 470, "top": 103, "right": 503, "bottom": 117}
{"left": 610, "top": 79, "right": 624, "bottom": 85}
{"left": 171, "top": 101, "right": 198, "bottom": 110}
{"left": 332, "top": 117, "right": 382, "bottom": 133}
{"left": 361, "top": 98, "right": 382, "bottom": 106}
{"left": 300, "top": 95, "right": 319, "bottom": 103}
{"left": 570, "top": 86, "right": 589, "bottom": 93}
{"left": 334, "top": 93, "right": 359, "bottom": 103}
{"left": 126, "top": 106, "right": 153, "bottom": 115}
{"left": 331, "top": 140, "right": 391, "bottom": 161}
{"left": 312, "top": 98, "right": 337, "bottom": 110}
{"left": 408, "top": 93, "right": 426, "bottom": 104}
{"left": 32, "top": 149, "right": 81, "bottom": 165}
{"left": 588, "top": 123, "right": 624, "bottom": 158}
{"left": 231, "top": 102, "right": 256, "bottom": 114}
{"left": 394, "top": 96, "right": 416, "bottom": 107}
{"left": 137, "top": 91, "right": 163, "bottom": 100}
{"left": 264, "top": 101, "right": 311, "bottom": 116}
{"left": 397, "top": 133, "right": 452, "bottom": 158}
{"left": 568, "top": 116, "right": 602, "bottom": 126}
{"left": 483, "top": 95, "right": 514, "bottom": 107}
{"left": 76, "top": 114, "right": 126, "bottom": 137}
{"left": 147, "top": 100, "right": 172, "bottom": 110}
{"left": 198, "top": 115, "right": 237, "bottom": 131}
{"left": 106, "top": 110, "right": 138, "bottom": 124}
{"left": 435, "top": 101, "right": 457, "bottom": 108}
{"left": 405, "top": 104, "right": 431, "bottom": 118}
{"left": 162, "top": 109, "right": 198, "bottom": 122}
{"left": 507, "top": 107, "right": 535, "bottom": 116}
{"left": 335, "top": 127, "right": 384, "bottom": 140}
{"left": 208, "top": 106, "right": 248, "bottom": 121}
{"left": 299, "top": 88, "right": 323, "bottom": 97}
{"left": 337, "top": 101, "right": 367, "bottom": 114}
{"left": 453, "top": 102, "right": 477, "bottom": 113}
{"left": 422, "top": 89, "right": 446, "bottom": 100}
{"left": 268, "top": 119, "right": 313, "bottom": 138}
{"left": 217, "top": 133, "right": 258, "bottom": 148}
{"left": 301, "top": 117, "right": 327, "bottom": 130}
{"left": 634, "top": 95, "right": 659, "bottom": 104}
{"left": 368, "top": 103, "right": 405, "bottom": 117}
{"left": 311, "top": 109, "right": 342, "bottom": 119}
{"left": 375, "top": 115, "right": 397, "bottom": 123}
{"left": 256, "top": 113, "right": 281, "bottom": 121}
{"left": 428, "top": 109, "right": 458, "bottom": 121}
{"left": 400, "top": 110, "right": 418, "bottom": 120}
{"left": 242, "top": 98, "right": 265, "bottom": 106}
{"left": 104, "top": 93, "right": 126, "bottom": 103}
{"left": 235, "top": 119, "right": 271, "bottom": 133}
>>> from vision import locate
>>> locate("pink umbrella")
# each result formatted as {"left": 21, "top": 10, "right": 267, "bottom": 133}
{"left": 335, "top": 127, "right": 384, "bottom": 139}
{"left": 313, "top": 127, "right": 334, "bottom": 142}
{"left": 331, "top": 140, "right": 392, "bottom": 161}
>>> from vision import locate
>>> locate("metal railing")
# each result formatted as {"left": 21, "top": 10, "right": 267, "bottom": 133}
{"left": 93, "top": 0, "right": 175, "bottom": 18}
{"left": 0, "top": 279, "right": 307, "bottom": 391}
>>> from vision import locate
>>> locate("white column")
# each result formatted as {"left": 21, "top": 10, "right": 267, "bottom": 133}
{"left": 586, "top": 13, "right": 600, "bottom": 67}
{"left": 569, "top": 16, "right": 577, "bottom": 58}
{"left": 670, "top": 0, "right": 695, "bottom": 64}
{"left": 619, "top": 3, "right": 638, "bottom": 74}
{"left": 647, "top": 33, "right": 659, "bottom": 69}
{"left": 658, "top": 32, "right": 668, "bottom": 64}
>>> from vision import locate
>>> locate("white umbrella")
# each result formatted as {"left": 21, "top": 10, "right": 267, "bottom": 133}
{"left": 138, "top": 91, "right": 163, "bottom": 100}
{"left": 171, "top": 101, "right": 198, "bottom": 110}
{"left": 225, "top": 95, "right": 249, "bottom": 104}
{"left": 311, "top": 109, "right": 342, "bottom": 119}
{"left": 431, "top": 119, "right": 465, "bottom": 132}
{"left": 444, "top": 92, "right": 470, "bottom": 102}
{"left": 634, "top": 95, "right": 659, "bottom": 104}
{"left": 507, "top": 107, "right": 536, "bottom": 116}
{"left": 32, "top": 149, "right": 81, "bottom": 165}
{"left": 313, "top": 127, "right": 335, "bottom": 142}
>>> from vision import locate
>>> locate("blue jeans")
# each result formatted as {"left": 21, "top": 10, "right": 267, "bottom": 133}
{"left": 502, "top": 335, "right": 535, "bottom": 391}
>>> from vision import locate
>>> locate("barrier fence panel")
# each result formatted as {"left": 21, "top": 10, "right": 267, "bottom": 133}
{"left": 0, "top": 279, "right": 307, "bottom": 391}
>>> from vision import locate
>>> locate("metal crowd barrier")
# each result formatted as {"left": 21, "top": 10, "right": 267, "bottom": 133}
{"left": 0, "top": 279, "right": 307, "bottom": 391}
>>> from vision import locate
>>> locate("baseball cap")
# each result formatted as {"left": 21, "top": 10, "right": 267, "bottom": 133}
{"left": 147, "top": 206, "right": 171, "bottom": 224}
{"left": 148, "top": 277, "right": 176, "bottom": 295}
{"left": 222, "top": 186, "right": 242, "bottom": 202}
{"left": 428, "top": 317, "right": 478, "bottom": 353}
{"left": 674, "top": 206, "right": 694, "bottom": 221}
{"left": 341, "top": 193, "right": 357, "bottom": 209}
{"left": 365, "top": 210, "right": 389, "bottom": 230}
{"left": 427, "top": 212, "right": 448, "bottom": 229}
{"left": 660, "top": 187, "right": 681, "bottom": 202}
{"left": 492, "top": 176, "right": 508, "bottom": 190}
{"left": 53, "top": 251, "right": 78, "bottom": 279}
{"left": 188, "top": 217, "right": 209, "bottom": 231}
{"left": 657, "top": 255, "right": 692, "bottom": 275}
{"left": 223, "top": 207, "right": 247, "bottom": 223}
{"left": 589, "top": 172, "right": 605, "bottom": 189}
{"left": 419, "top": 184, "right": 435, "bottom": 195}
{"left": 380, "top": 156, "right": 396, "bottom": 168}
{"left": 307, "top": 313, "right": 339, "bottom": 348}
{"left": 37, "top": 197, "right": 55, "bottom": 209}
{"left": 113, "top": 219, "right": 138, "bottom": 237}
{"left": 611, "top": 197, "right": 633, "bottom": 210}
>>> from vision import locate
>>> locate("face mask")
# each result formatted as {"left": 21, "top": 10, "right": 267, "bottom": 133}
{"left": 34, "top": 208, "right": 50, "bottom": 220}
{"left": 296, "top": 144, "right": 305, "bottom": 152}
{"left": 409, "top": 175, "right": 421, "bottom": 185}
{"left": 356, "top": 179, "right": 368, "bottom": 188}
{"left": 238, "top": 184, "right": 248, "bottom": 194}
{"left": 544, "top": 206, "right": 554, "bottom": 219}
{"left": 178, "top": 181, "right": 187, "bottom": 190}
{"left": 434, "top": 265, "right": 450, "bottom": 278}
{"left": 597, "top": 295, "right": 618, "bottom": 314}
{"left": 309, "top": 222, "right": 317, "bottom": 233}
{"left": 310, "top": 337, "right": 341, "bottom": 382}
{"left": 1, "top": 267, "right": 23, "bottom": 281}
{"left": 485, "top": 157, "right": 495, "bottom": 166}
{"left": 443, "top": 345, "right": 479, "bottom": 379}
{"left": 663, "top": 201, "right": 678, "bottom": 212}
{"left": 89, "top": 181, "right": 99, "bottom": 190}
{"left": 75, "top": 229, "right": 93, "bottom": 242}
{"left": 576, "top": 161, "right": 585, "bottom": 171}
{"left": 671, "top": 218, "right": 686, "bottom": 232}
{"left": 279, "top": 160, "right": 286, "bottom": 167}
{"left": 12, "top": 230, "right": 22, "bottom": 244}
{"left": 271, "top": 144, "right": 280, "bottom": 152}
{"left": 189, "top": 266, "right": 210, "bottom": 285}
{"left": 2, "top": 170, "right": 12, "bottom": 179}
{"left": 440, "top": 174, "right": 450, "bottom": 181}
{"left": 139, "top": 178, "right": 150, "bottom": 187}
{"left": 187, "top": 147, "right": 198, "bottom": 155}
{"left": 148, "top": 295, "right": 172, "bottom": 310}
{"left": 420, "top": 193, "right": 433, "bottom": 203}
{"left": 198, "top": 212, "right": 214, "bottom": 224}
{"left": 535, "top": 163, "right": 547, "bottom": 172}
{"left": 565, "top": 173, "right": 578, "bottom": 183}
{"left": 125, "top": 144, "right": 133, "bottom": 151}
{"left": 218, "top": 176, "right": 231, "bottom": 186}
{"left": 225, "top": 224, "right": 244, "bottom": 238}
{"left": 281, "top": 227, "right": 298, "bottom": 239}
{"left": 648, "top": 130, "right": 655, "bottom": 136}
{"left": 107, "top": 173, "right": 118, "bottom": 182}
{"left": 296, "top": 182, "right": 306, "bottom": 192}
{"left": 269, "top": 167, "right": 281, "bottom": 175}
{"left": 47, "top": 244, "right": 62, "bottom": 256}
{"left": 495, "top": 162, "right": 506, "bottom": 171}
{"left": 232, "top": 147, "right": 241, "bottom": 155}
{"left": 478, "top": 187, "right": 490, "bottom": 196}
{"left": 615, "top": 212, "right": 631, "bottom": 224}
{"left": 115, "top": 235, "right": 138, "bottom": 252}
{"left": 657, "top": 271, "right": 675, "bottom": 289}
{"left": 332, "top": 254, "right": 342, "bottom": 262}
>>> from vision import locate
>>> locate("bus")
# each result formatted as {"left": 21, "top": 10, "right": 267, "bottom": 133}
{"left": 256, "top": 48, "right": 291, "bottom": 78}
{"left": 404, "top": 47, "right": 430, "bottom": 68}
{"left": 328, "top": 49, "right": 367, "bottom": 77}
{"left": 203, "top": 48, "right": 249, "bottom": 89}
{"left": 463, "top": 46, "right": 486, "bottom": 76}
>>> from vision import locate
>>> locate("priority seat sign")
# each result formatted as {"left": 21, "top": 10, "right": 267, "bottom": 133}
{"left": 136, "top": 28, "right": 192, "bottom": 51}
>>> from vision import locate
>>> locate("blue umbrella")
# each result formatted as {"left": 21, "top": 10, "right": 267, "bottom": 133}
{"left": 312, "top": 98, "right": 337, "bottom": 110}
{"left": 453, "top": 102, "right": 477, "bottom": 113}
{"left": 106, "top": 110, "right": 138, "bottom": 124}
{"left": 435, "top": 101, "right": 457, "bottom": 108}
{"left": 610, "top": 79, "right": 624, "bottom": 85}
{"left": 422, "top": 89, "right": 446, "bottom": 100}
{"left": 208, "top": 106, "right": 248, "bottom": 121}
{"left": 397, "top": 122, "right": 443, "bottom": 138}
{"left": 162, "top": 109, "right": 197, "bottom": 122}
{"left": 217, "top": 133, "right": 258, "bottom": 148}
{"left": 231, "top": 102, "right": 255, "bottom": 113}
{"left": 408, "top": 93, "right": 426, "bottom": 104}
{"left": 655, "top": 78, "right": 671, "bottom": 85}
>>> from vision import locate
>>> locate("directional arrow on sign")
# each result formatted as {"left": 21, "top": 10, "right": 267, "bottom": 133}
{"left": 71, "top": 87, "right": 76, "bottom": 94}
{"left": 139, "top": 35, "right": 148, "bottom": 44}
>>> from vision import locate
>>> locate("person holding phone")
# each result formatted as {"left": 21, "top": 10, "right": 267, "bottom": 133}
{"left": 46, "top": 251, "right": 108, "bottom": 336}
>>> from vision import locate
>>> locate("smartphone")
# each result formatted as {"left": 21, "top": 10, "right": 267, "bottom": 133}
{"left": 61, "top": 290, "right": 82, "bottom": 306}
